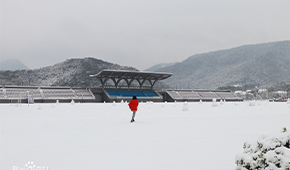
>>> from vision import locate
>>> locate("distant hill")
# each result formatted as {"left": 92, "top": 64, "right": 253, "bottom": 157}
{"left": 156, "top": 40, "right": 290, "bottom": 89}
{"left": 0, "top": 59, "right": 29, "bottom": 71}
{"left": 0, "top": 58, "right": 137, "bottom": 87}
{"left": 2, "top": 41, "right": 289, "bottom": 89}
{"left": 144, "top": 62, "right": 178, "bottom": 72}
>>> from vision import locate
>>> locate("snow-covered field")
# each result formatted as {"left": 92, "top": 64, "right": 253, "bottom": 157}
{"left": 0, "top": 101, "right": 289, "bottom": 170}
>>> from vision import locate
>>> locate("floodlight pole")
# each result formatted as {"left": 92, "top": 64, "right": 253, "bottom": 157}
{"left": 27, "top": 91, "right": 29, "bottom": 107}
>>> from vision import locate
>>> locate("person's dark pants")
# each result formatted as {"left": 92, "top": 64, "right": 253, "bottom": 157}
{"left": 131, "top": 111, "right": 136, "bottom": 121}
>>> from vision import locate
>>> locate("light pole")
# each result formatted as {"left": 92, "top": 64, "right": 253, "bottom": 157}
{"left": 27, "top": 91, "right": 30, "bottom": 106}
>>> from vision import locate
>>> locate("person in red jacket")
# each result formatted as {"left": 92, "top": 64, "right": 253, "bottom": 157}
{"left": 128, "top": 95, "right": 139, "bottom": 123}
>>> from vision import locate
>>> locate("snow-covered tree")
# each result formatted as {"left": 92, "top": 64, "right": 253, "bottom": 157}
{"left": 235, "top": 128, "right": 290, "bottom": 170}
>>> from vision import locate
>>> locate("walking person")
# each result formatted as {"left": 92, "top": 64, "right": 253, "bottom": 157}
{"left": 128, "top": 96, "right": 139, "bottom": 123}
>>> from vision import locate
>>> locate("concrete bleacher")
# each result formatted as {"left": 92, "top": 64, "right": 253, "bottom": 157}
{"left": 74, "top": 89, "right": 95, "bottom": 99}
{"left": 0, "top": 85, "right": 242, "bottom": 103}
{"left": 166, "top": 91, "right": 183, "bottom": 100}
{"left": 42, "top": 89, "right": 76, "bottom": 99}
{"left": 215, "top": 91, "right": 239, "bottom": 100}
{"left": 5, "top": 88, "right": 42, "bottom": 99}
{"left": 0, "top": 88, "right": 5, "bottom": 99}
{"left": 197, "top": 91, "right": 220, "bottom": 100}
{"left": 179, "top": 91, "right": 201, "bottom": 100}
{"left": 0, "top": 86, "right": 95, "bottom": 103}
{"left": 165, "top": 90, "right": 242, "bottom": 102}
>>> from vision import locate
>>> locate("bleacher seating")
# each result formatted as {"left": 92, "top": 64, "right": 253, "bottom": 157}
{"left": 197, "top": 92, "right": 220, "bottom": 100}
{"left": 106, "top": 90, "right": 160, "bottom": 98}
{"left": 0, "top": 87, "right": 95, "bottom": 101}
{"left": 215, "top": 92, "right": 237, "bottom": 100}
{"left": 0, "top": 89, "right": 5, "bottom": 99}
{"left": 0, "top": 86, "right": 241, "bottom": 103}
{"left": 119, "top": 91, "right": 144, "bottom": 97}
{"left": 42, "top": 89, "right": 76, "bottom": 99}
{"left": 74, "top": 89, "right": 95, "bottom": 99}
{"left": 5, "top": 88, "right": 42, "bottom": 99}
{"left": 143, "top": 91, "right": 158, "bottom": 97}
{"left": 166, "top": 90, "right": 241, "bottom": 101}
{"left": 166, "top": 91, "right": 183, "bottom": 100}
{"left": 178, "top": 91, "right": 200, "bottom": 99}
{"left": 107, "top": 91, "right": 120, "bottom": 96}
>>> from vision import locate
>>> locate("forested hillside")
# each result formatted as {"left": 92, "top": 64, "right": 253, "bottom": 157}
{"left": 156, "top": 41, "right": 290, "bottom": 89}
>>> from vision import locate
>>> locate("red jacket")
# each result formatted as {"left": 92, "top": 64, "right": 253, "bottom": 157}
{"left": 128, "top": 99, "right": 139, "bottom": 111}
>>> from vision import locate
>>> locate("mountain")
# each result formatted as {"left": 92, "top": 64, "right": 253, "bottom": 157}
{"left": 0, "top": 59, "right": 29, "bottom": 71}
{"left": 0, "top": 58, "right": 137, "bottom": 87}
{"left": 144, "top": 62, "right": 178, "bottom": 72}
{"left": 156, "top": 40, "right": 290, "bottom": 89}
{"left": 2, "top": 41, "right": 289, "bottom": 89}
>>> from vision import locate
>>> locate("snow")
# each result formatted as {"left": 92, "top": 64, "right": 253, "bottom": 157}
{"left": 0, "top": 101, "right": 289, "bottom": 170}
{"left": 258, "top": 89, "right": 268, "bottom": 93}
{"left": 274, "top": 91, "right": 287, "bottom": 95}
{"left": 212, "top": 98, "right": 219, "bottom": 107}
{"left": 182, "top": 101, "right": 188, "bottom": 111}
{"left": 235, "top": 128, "right": 290, "bottom": 170}
{"left": 248, "top": 100, "right": 256, "bottom": 106}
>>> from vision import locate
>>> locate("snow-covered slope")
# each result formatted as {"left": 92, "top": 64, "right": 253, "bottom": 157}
{"left": 0, "top": 57, "right": 137, "bottom": 87}
{"left": 1, "top": 101, "right": 289, "bottom": 169}
{"left": 144, "top": 62, "right": 178, "bottom": 72}
{"left": 157, "top": 40, "right": 290, "bottom": 89}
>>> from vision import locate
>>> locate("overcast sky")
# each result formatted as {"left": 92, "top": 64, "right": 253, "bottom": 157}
{"left": 1, "top": 0, "right": 290, "bottom": 70}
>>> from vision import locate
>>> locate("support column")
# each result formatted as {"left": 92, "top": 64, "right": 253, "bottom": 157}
{"left": 137, "top": 79, "right": 147, "bottom": 89}
{"left": 127, "top": 79, "right": 136, "bottom": 90}
{"left": 151, "top": 79, "right": 158, "bottom": 90}
{"left": 97, "top": 77, "right": 110, "bottom": 88}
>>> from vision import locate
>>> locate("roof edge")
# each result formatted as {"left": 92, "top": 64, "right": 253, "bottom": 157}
{"left": 89, "top": 69, "right": 173, "bottom": 78}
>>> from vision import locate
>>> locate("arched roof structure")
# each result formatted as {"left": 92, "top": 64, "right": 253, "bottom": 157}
{"left": 90, "top": 69, "right": 173, "bottom": 89}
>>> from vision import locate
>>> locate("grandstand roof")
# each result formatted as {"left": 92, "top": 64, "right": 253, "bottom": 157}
{"left": 90, "top": 69, "right": 173, "bottom": 80}
{"left": 90, "top": 69, "right": 173, "bottom": 89}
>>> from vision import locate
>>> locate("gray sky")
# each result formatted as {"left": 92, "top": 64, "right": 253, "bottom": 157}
{"left": 1, "top": 0, "right": 290, "bottom": 70}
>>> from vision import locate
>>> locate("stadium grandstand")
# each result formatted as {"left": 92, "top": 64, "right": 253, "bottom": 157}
{"left": 0, "top": 85, "right": 95, "bottom": 103}
{"left": 89, "top": 69, "right": 242, "bottom": 102}
{"left": 89, "top": 69, "right": 173, "bottom": 102}
{"left": 0, "top": 69, "right": 242, "bottom": 103}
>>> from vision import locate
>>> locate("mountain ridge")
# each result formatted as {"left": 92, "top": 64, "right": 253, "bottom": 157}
{"left": 156, "top": 40, "right": 290, "bottom": 89}
{"left": 1, "top": 41, "right": 289, "bottom": 89}
{"left": 0, "top": 58, "right": 137, "bottom": 87}
{"left": 144, "top": 62, "right": 179, "bottom": 72}
{"left": 0, "top": 59, "right": 29, "bottom": 71}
